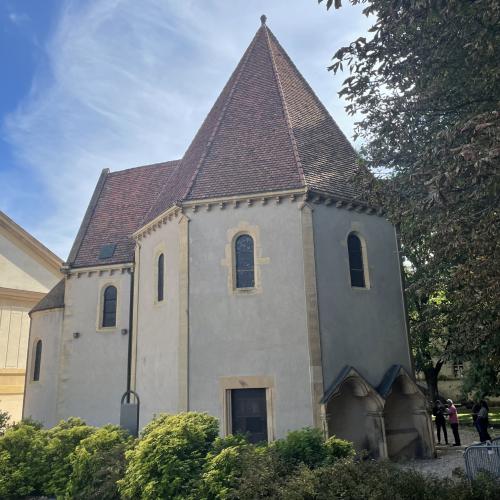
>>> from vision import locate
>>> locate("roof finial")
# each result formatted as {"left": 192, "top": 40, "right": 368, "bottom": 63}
{"left": 260, "top": 14, "right": 267, "bottom": 26}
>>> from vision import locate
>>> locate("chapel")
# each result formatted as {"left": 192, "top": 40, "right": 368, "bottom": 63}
{"left": 23, "top": 17, "right": 434, "bottom": 459}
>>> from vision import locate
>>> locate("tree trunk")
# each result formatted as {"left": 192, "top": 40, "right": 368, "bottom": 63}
{"left": 424, "top": 360, "right": 444, "bottom": 403}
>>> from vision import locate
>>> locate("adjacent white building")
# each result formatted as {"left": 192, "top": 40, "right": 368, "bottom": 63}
{"left": 0, "top": 211, "right": 62, "bottom": 421}
{"left": 24, "top": 18, "right": 433, "bottom": 459}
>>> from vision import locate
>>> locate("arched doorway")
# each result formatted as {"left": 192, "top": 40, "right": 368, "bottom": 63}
{"left": 380, "top": 366, "right": 434, "bottom": 459}
{"left": 322, "top": 367, "right": 387, "bottom": 459}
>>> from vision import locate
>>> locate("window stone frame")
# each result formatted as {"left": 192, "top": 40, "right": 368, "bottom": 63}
{"left": 221, "top": 221, "right": 269, "bottom": 296}
{"left": 345, "top": 229, "right": 371, "bottom": 290}
{"left": 96, "top": 281, "right": 119, "bottom": 332}
{"left": 219, "top": 375, "right": 275, "bottom": 442}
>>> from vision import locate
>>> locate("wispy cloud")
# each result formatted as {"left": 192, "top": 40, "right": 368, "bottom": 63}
{"left": 8, "top": 11, "right": 30, "bottom": 26}
{"left": 3, "top": 0, "right": 372, "bottom": 259}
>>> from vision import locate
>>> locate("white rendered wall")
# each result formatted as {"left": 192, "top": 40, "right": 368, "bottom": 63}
{"left": 23, "top": 308, "right": 63, "bottom": 427}
{"left": 135, "top": 219, "right": 181, "bottom": 426}
{"left": 187, "top": 200, "right": 314, "bottom": 438}
{"left": 0, "top": 232, "right": 59, "bottom": 293}
{"left": 313, "top": 205, "right": 412, "bottom": 390}
{"left": 56, "top": 271, "right": 131, "bottom": 426}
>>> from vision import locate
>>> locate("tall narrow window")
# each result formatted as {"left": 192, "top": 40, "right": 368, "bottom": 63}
{"left": 157, "top": 253, "right": 165, "bottom": 302}
{"left": 33, "top": 340, "right": 42, "bottom": 381}
{"left": 347, "top": 233, "right": 366, "bottom": 288}
{"left": 102, "top": 285, "right": 117, "bottom": 327}
{"left": 235, "top": 234, "right": 255, "bottom": 288}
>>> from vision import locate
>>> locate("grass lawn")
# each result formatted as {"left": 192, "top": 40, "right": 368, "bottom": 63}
{"left": 457, "top": 406, "right": 500, "bottom": 428}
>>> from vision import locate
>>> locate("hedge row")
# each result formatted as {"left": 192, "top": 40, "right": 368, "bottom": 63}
{"left": 0, "top": 412, "right": 498, "bottom": 499}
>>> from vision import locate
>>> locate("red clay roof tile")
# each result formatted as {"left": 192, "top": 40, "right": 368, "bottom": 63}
{"left": 71, "top": 161, "right": 179, "bottom": 267}
{"left": 69, "top": 22, "right": 359, "bottom": 268}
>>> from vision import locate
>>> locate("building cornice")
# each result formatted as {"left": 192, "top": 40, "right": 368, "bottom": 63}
{"left": 0, "top": 287, "right": 46, "bottom": 304}
{"left": 65, "top": 262, "right": 133, "bottom": 279}
{"left": 0, "top": 211, "right": 63, "bottom": 276}
{"left": 133, "top": 188, "right": 308, "bottom": 240}
{"left": 132, "top": 187, "right": 385, "bottom": 242}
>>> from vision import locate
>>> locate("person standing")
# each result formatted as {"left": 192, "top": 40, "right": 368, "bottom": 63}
{"left": 477, "top": 400, "right": 492, "bottom": 443}
{"left": 472, "top": 401, "right": 481, "bottom": 441}
{"left": 432, "top": 400, "right": 449, "bottom": 445}
{"left": 447, "top": 399, "right": 461, "bottom": 446}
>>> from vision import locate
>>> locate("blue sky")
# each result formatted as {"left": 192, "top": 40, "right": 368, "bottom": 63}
{"left": 1, "top": 0, "right": 372, "bottom": 260}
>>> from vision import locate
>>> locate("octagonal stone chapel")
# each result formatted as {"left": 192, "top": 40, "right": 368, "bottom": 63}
{"left": 24, "top": 17, "right": 433, "bottom": 459}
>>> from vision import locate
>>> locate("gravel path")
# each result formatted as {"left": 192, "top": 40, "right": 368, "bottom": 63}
{"left": 399, "top": 426, "right": 498, "bottom": 478}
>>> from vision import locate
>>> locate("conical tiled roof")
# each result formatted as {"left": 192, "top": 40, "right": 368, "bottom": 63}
{"left": 67, "top": 19, "right": 361, "bottom": 269}
{"left": 146, "top": 19, "right": 358, "bottom": 222}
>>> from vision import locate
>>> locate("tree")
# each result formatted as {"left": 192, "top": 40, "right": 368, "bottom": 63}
{"left": 319, "top": 0, "right": 499, "bottom": 397}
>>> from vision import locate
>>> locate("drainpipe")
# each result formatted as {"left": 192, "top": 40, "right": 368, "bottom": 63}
{"left": 126, "top": 267, "right": 134, "bottom": 403}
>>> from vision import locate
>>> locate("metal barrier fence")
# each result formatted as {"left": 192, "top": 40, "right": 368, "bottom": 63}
{"left": 464, "top": 438, "right": 500, "bottom": 480}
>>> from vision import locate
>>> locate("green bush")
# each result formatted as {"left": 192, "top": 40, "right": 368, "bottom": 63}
{"left": 118, "top": 412, "right": 219, "bottom": 500}
{"left": 67, "top": 424, "right": 133, "bottom": 500}
{"left": 0, "top": 420, "right": 49, "bottom": 498}
{"left": 323, "top": 435, "right": 355, "bottom": 463}
{"left": 226, "top": 445, "right": 284, "bottom": 500}
{"left": 200, "top": 435, "right": 262, "bottom": 499}
{"left": 275, "top": 460, "right": 500, "bottom": 500}
{"left": 272, "top": 427, "right": 327, "bottom": 469}
{"left": 44, "top": 417, "right": 96, "bottom": 497}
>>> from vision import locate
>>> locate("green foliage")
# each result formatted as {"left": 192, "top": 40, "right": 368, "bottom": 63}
{"left": 272, "top": 427, "right": 327, "bottom": 469}
{"left": 118, "top": 412, "right": 219, "bottom": 500}
{"left": 200, "top": 435, "right": 258, "bottom": 500}
{"left": 276, "top": 459, "right": 500, "bottom": 500}
{"left": 225, "top": 445, "right": 284, "bottom": 500}
{"left": 0, "top": 410, "right": 10, "bottom": 436}
{"left": 67, "top": 424, "right": 133, "bottom": 500}
{"left": 320, "top": 0, "right": 500, "bottom": 397}
{"left": 44, "top": 417, "right": 96, "bottom": 498}
{"left": 2, "top": 413, "right": 498, "bottom": 499}
{"left": 0, "top": 420, "right": 49, "bottom": 498}
{"left": 323, "top": 435, "right": 355, "bottom": 463}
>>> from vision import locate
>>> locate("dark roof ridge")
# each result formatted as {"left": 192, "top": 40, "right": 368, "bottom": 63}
{"left": 67, "top": 168, "right": 109, "bottom": 265}
{"left": 266, "top": 29, "right": 357, "bottom": 158}
{"left": 182, "top": 26, "right": 263, "bottom": 201}
{"left": 108, "top": 159, "right": 180, "bottom": 176}
{"left": 263, "top": 24, "right": 305, "bottom": 185}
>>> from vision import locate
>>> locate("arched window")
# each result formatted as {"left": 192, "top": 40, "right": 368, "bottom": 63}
{"left": 33, "top": 340, "right": 42, "bottom": 381}
{"left": 235, "top": 234, "right": 255, "bottom": 289}
{"left": 347, "top": 233, "right": 366, "bottom": 288}
{"left": 102, "top": 285, "right": 117, "bottom": 327}
{"left": 157, "top": 253, "right": 165, "bottom": 302}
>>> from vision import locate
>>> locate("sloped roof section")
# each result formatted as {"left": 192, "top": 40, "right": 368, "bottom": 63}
{"left": 266, "top": 29, "right": 359, "bottom": 200}
{"left": 377, "top": 364, "right": 422, "bottom": 399}
{"left": 146, "top": 20, "right": 359, "bottom": 222}
{"left": 68, "top": 19, "right": 360, "bottom": 268}
{"left": 69, "top": 161, "right": 179, "bottom": 268}
{"left": 31, "top": 279, "right": 65, "bottom": 314}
